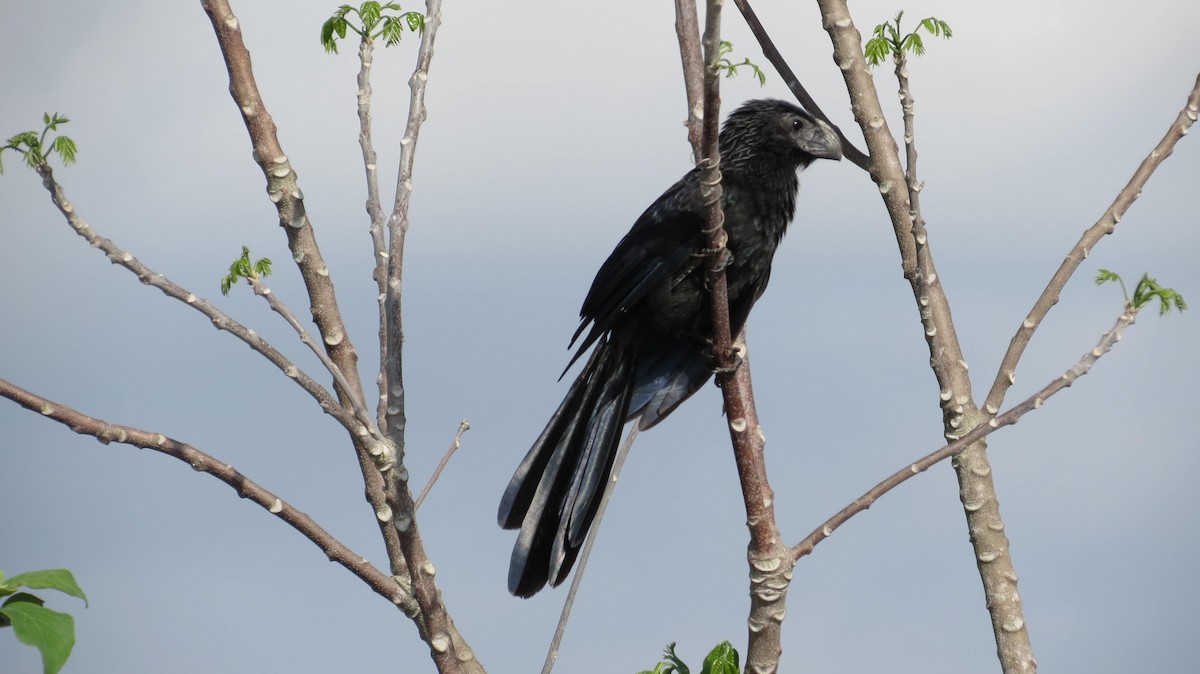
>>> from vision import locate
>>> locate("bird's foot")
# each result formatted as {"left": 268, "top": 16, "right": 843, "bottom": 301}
{"left": 706, "top": 341, "right": 745, "bottom": 377}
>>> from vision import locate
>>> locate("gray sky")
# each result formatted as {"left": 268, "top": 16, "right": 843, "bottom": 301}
{"left": 2, "top": 1, "right": 1197, "bottom": 672}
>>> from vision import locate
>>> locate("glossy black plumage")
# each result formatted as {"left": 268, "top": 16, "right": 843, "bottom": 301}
{"left": 498, "top": 99, "right": 841, "bottom": 597}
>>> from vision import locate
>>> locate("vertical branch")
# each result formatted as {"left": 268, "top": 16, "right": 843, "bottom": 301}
{"left": 353, "top": 35, "right": 393, "bottom": 430}
{"left": 674, "top": 0, "right": 704, "bottom": 161}
{"left": 199, "top": 0, "right": 406, "bottom": 579}
{"left": 373, "top": 2, "right": 468, "bottom": 673}
{"left": 677, "top": 1, "right": 792, "bottom": 671}
{"left": 203, "top": 3, "right": 478, "bottom": 672}
{"left": 813, "top": 2, "right": 1036, "bottom": 672}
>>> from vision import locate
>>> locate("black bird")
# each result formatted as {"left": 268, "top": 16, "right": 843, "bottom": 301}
{"left": 498, "top": 99, "right": 841, "bottom": 597}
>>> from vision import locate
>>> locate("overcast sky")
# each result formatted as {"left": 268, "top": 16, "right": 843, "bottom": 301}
{"left": 2, "top": 1, "right": 1197, "bottom": 673}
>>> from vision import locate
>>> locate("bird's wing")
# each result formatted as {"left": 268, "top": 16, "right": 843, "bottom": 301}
{"left": 564, "top": 175, "right": 705, "bottom": 370}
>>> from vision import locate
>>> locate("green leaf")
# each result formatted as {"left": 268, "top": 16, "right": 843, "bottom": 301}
{"left": 903, "top": 32, "right": 926, "bottom": 56}
{"left": 381, "top": 16, "right": 404, "bottom": 46}
{"left": 864, "top": 37, "right": 891, "bottom": 66}
{"left": 0, "top": 600, "right": 75, "bottom": 674}
{"left": 699, "top": 641, "right": 739, "bottom": 674}
{"left": 405, "top": 11, "right": 424, "bottom": 33}
{"left": 253, "top": 256, "right": 273, "bottom": 278}
{"left": 4, "top": 570, "right": 87, "bottom": 607}
{"left": 1131, "top": 273, "right": 1187, "bottom": 315}
{"left": 320, "top": 18, "right": 340, "bottom": 53}
{"left": 53, "top": 136, "right": 78, "bottom": 166}
{"left": 360, "top": 1, "right": 382, "bottom": 31}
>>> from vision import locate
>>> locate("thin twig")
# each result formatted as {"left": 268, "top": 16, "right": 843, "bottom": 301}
{"left": 380, "top": 0, "right": 441, "bottom": 448}
{"left": 247, "top": 277, "right": 392, "bottom": 467}
{"left": 541, "top": 427, "right": 639, "bottom": 674}
{"left": 674, "top": 0, "right": 704, "bottom": 162}
{"left": 352, "top": 34, "right": 392, "bottom": 432}
{"left": 0, "top": 377, "right": 417, "bottom": 614}
{"left": 31, "top": 164, "right": 361, "bottom": 444}
{"left": 731, "top": 0, "right": 870, "bottom": 170}
{"left": 793, "top": 306, "right": 1140, "bottom": 557}
{"left": 414, "top": 419, "right": 469, "bottom": 510}
{"left": 982, "top": 73, "right": 1200, "bottom": 416}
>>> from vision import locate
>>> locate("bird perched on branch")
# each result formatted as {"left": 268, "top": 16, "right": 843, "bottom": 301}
{"left": 498, "top": 99, "right": 841, "bottom": 597}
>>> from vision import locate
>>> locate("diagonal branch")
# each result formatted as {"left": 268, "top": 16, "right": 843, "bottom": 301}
{"left": 0, "top": 377, "right": 416, "bottom": 614}
{"left": 731, "top": 0, "right": 870, "bottom": 170}
{"left": 414, "top": 418, "right": 469, "bottom": 511}
{"left": 982, "top": 73, "right": 1200, "bottom": 416}
{"left": 813, "top": 2, "right": 1034, "bottom": 671}
{"left": 247, "top": 276, "right": 390, "bottom": 466}
{"left": 794, "top": 306, "right": 1140, "bottom": 558}
{"left": 32, "top": 164, "right": 361, "bottom": 443}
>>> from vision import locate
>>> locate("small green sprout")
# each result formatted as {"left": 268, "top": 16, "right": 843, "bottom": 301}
{"left": 865, "top": 11, "right": 953, "bottom": 67}
{"left": 1096, "top": 269, "right": 1187, "bottom": 315}
{"left": 221, "top": 246, "right": 273, "bottom": 295}
{"left": 1, "top": 113, "right": 77, "bottom": 174}
{"left": 638, "top": 640, "right": 740, "bottom": 674}
{"left": 320, "top": 2, "right": 424, "bottom": 54}
{"left": 717, "top": 41, "right": 766, "bottom": 86}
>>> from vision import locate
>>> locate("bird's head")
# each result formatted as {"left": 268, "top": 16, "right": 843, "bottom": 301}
{"left": 720, "top": 98, "right": 843, "bottom": 169}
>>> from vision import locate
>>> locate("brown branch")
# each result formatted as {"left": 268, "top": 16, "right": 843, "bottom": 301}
{"left": 677, "top": 1, "right": 792, "bottom": 671}
{"left": 200, "top": 4, "right": 478, "bottom": 672}
{"left": 731, "top": 0, "right": 870, "bottom": 170}
{"left": 200, "top": 0, "right": 407, "bottom": 591}
{"left": 813, "top": 2, "right": 1034, "bottom": 671}
{"left": 795, "top": 305, "right": 1139, "bottom": 557}
{"left": 982, "top": 73, "right": 1200, "bottom": 416}
{"left": 0, "top": 377, "right": 416, "bottom": 614}
{"left": 674, "top": 0, "right": 705, "bottom": 161}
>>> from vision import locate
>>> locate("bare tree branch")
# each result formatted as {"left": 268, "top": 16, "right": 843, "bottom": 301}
{"left": 414, "top": 418, "right": 469, "bottom": 511}
{"left": 982, "top": 73, "right": 1200, "bottom": 416}
{"left": 675, "top": 1, "right": 793, "bottom": 670}
{"left": 31, "top": 164, "right": 363, "bottom": 444}
{"left": 730, "top": 0, "right": 870, "bottom": 170}
{"left": 812, "top": 2, "right": 1034, "bottom": 670}
{"left": 351, "top": 34, "right": 393, "bottom": 432}
{"left": 247, "top": 276, "right": 388, "bottom": 461}
{"left": 674, "top": 0, "right": 705, "bottom": 161}
{"left": 541, "top": 427, "right": 641, "bottom": 674}
{"left": 199, "top": 0, "right": 406, "bottom": 580}
{"left": 201, "top": 4, "right": 478, "bottom": 671}
{"left": 794, "top": 306, "right": 1140, "bottom": 558}
{"left": 0, "top": 377, "right": 416, "bottom": 615}
{"left": 380, "top": 0, "right": 441, "bottom": 450}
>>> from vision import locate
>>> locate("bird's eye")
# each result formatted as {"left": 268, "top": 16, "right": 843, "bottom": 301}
{"left": 791, "top": 118, "right": 803, "bottom": 131}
